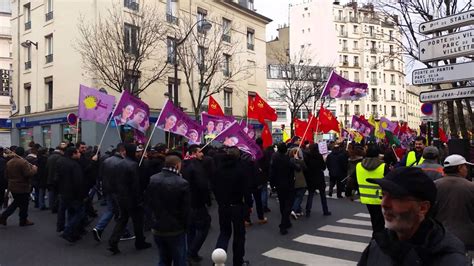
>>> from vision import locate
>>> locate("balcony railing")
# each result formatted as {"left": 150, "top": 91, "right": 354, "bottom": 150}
{"left": 371, "top": 96, "right": 378, "bottom": 101}
{"left": 368, "top": 32, "right": 376, "bottom": 38}
{"left": 342, "top": 61, "right": 349, "bottom": 66}
{"left": 45, "top": 102, "right": 52, "bottom": 111}
{"left": 370, "top": 79, "right": 378, "bottom": 85}
{"left": 370, "top": 48, "right": 377, "bottom": 54}
{"left": 25, "top": 61, "right": 31, "bottom": 70}
{"left": 222, "top": 34, "right": 231, "bottom": 43}
{"left": 45, "top": 11, "right": 53, "bottom": 21}
{"left": 25, "top": 21, "right": 31, "bottom": 30}
{"left": 247, "top": 43, "right": 254, "bottom": 50}
{"left": 342, "top": 46, "right": 348, "bottom": 51}
{"left": 334, "top": 16, "right": 346, "bottom": 22}
{"left": 45, "top": 54, "right": 53, "bottom": 63}
{"left": 166, "top": 14, "right": 178, "bottom": 25}
{"left": 25, "top": 105, "right": 31, "bottom": 114}
{"left": 338, "top": 31, "right": 348, "bottom": 37}
{"left": 224, "top": 107, "right": 232, "bottom": 116}
{"left": 124, "top": 0, "right": 139, "bottom": 11}
{"left": 370, "top": 64, "right": 377, "bottom": 69}
{"left": 353, "top": 62, "right": 360, "bottom": 67}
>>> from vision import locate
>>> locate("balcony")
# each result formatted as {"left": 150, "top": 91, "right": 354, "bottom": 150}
{"left": 247, "top": 43, "right": 254, "bottom": 50}
{"left": 222, "top": 34, "right": 231, "bottom": 43}
{"left": 370, "top": 79, "right": 378, "bottom": 85}
{"left": 342, "top": 46, "right": 348, "bottom": 51}
{"left": 124, "top": 0, "right": 139, "bottom": 11}
{"left": 338, "top": 31, "right": 348, "bottom": 37}
{"left": 45, "top": 11, "right": 53, "bottom": 21}
{"left": 45, "top": 102, "right": 52, "bottom": 111}
{"left": 334, "top": 16, "right": 346, "bottom": 22}
{"left": 25, "top": 105, "right": 31, "bottom": 114}
{"left": 370, "top": 48, "right": 377, "bottom": 54}
{"left": 25, "top": 21, "right": 31, "bottom": 31}
{"left": 342, "top": 61, "right": 349, "bottom": 66}
{"left": 349, "top": 17, "right": 359, "bottom": 23}
{"left": 367, "top": 32, "right": 376, "bottom": 38}
{"left": 362, "top": 17, "right": 380, "bottom": 24}
{"left": 391, "top": 112, "right": 397, "bottom": 117}
{"left": 45, "top": 54, "right": 53, "bottom": 63}
{"left": 353, "top": 62, "right": 360, "bottom": 67}
{"left": 371, "top": 95, "right": 378, "bottom": 101}
{"left": 25, "top": 61, "right": 31, "bottom": 70}
{"left": 224, "top": 107, "right": 232, "bottom": 116}
{"left": 390, "top": 81, "right": 396, "bottom": 85}
{"left": 166, "top": 14, "right": 178, "bottom": 25}
{"left": 370, "top": 64, "right": 377, "bottom": 69}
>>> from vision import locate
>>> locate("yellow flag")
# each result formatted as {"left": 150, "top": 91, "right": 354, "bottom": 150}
{"left": 282, "top": 130, "right": 290, "bottom": 142}
{"left": 374, "top": 121, "right": 386, "bottom": 139}
{"left": 368, "top": 114, "right": 376, "bottom": 127}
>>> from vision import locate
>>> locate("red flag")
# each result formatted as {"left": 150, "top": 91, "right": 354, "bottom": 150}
{"left": 318, "top": 107, "right": 340, "bottom": 133}
{"left": 261, "top": 122, "right": 273, "bottom": 148}
{"left": 439, "top": 128, "right": 448, "bottom": 143}
{"left": 208, "top": 96, "right": 224, "bottom": 116}
{"left": 248, "top": 93, "right": 277, "bottom": 123}
{"left": 294, "top": 119, "right": 313, "bottom": 143}
{"left": 308, "top": 113, "right": 321, "bottom": 132}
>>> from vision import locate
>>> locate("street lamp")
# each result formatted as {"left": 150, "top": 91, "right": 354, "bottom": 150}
{"left": 173, "top": 19, "right": 212, "bottom": 105}
{"left": 20, "top": 40, "right": 38, "bottom": 49}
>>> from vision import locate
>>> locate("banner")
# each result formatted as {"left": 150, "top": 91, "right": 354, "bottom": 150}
{"left": 351, "top": 115, "right": 374, "bottom": 137}
{"left": 112, "top": 91, "right": 150, "bottom": 133}
{"left": 201, "top": 113, "right": 235, "bottom": 141}
{"left": 214, "top": 121, "right": 263, "bottom": 159}
{"left": 380, "top": 117, "right": 398, "bottom": 133}
{"left": 78, "top": 84, "right": 115, "bottom": 124}
{"left": 239, "top": 119, "right": 256, "bottom": 140}
{"left": 322, "top": 71, "right": 368, "bottom": 100}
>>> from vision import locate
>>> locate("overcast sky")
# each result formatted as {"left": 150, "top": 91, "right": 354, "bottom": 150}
{"left": 254, "top": 0, "right": 290, "bottom": 41}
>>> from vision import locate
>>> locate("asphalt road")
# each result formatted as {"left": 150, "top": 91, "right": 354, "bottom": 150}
{"left": 0, "top": 190, "right": 369, "bottom": 266}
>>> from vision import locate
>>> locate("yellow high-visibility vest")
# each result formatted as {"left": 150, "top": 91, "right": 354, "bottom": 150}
{"left": 406, "top": 151, "right": 424, "bottom": 167}
{"left": 356, "top": 162, "right": 385, "bottom": 205}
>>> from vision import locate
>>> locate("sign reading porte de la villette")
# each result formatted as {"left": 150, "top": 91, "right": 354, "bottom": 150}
{"left": 419, "top": 29, "right": 474, "bottom": 62}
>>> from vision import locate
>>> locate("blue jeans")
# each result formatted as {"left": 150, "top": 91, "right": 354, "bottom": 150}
{"left": 187, "top": 207, "right": 210, "bottom": 258}
{"left": 154, "top": 233, "right": 187, "bottom": 266}
{"left": 95, "top": 195, "right": 115, "bottom": 231}
{"left": 63, "top": 200, "right": 85, "bottom": 237}
{"left": 292, "top": 188, "right": 306, "bottom": 213}
{"left": 38, "top": 188, "right": 46, "bottom": 209}
{"left": 261, "top": 183, "right": 269, "bottom": 209}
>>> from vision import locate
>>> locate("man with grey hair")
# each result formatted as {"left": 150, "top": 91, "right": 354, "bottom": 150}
{"left": 415, "top": 146, "right": 444, "bottom": 181}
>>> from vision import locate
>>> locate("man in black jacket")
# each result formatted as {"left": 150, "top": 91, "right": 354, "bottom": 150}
{"left": 358, "top": 167, "right": 469, "bottom": 265}
{"left": 181, "top": 144, "right": 211, "bottom": 263}
{"left": 146, "top": 155, "right": 190, "bottom": 266}
{"left": 46, "top": 146, "right": 63, "bottom": 215}
{"left": 56, "top": 147, "right": 86, "bottom": 242}
{"left": 211, "top": 147, "right": 249, "bottom": 266}
{"left": 108, "top": 143, "right": 151, "bottom": 254}
{"left": 326, "top": 144, "right": 348, "bottom": 198}
{"left": 0, "top": 147, "right": 6, "bottom": 208}
{"left": 270, "top": 143, "right": 298, "bottom": 235}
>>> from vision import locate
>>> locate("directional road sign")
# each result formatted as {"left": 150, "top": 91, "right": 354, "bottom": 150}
{"left": 419, "top": 86, "right": 474, "bottom": 102}
{"left": 419, "top": 10, "right": 474, "bottom": 34}
{"left": 412, "top": 61, "right": 474, "bottom": 85}
{"left": 419, "top": 29, "right": 474, "bottom": 62}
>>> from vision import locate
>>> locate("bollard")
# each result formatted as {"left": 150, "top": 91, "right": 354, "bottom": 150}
{"left": 211, "top": 248, "right": 227, "bottom": 266}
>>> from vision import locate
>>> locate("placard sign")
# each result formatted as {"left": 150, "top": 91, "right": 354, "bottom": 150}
{"left": 419, "top": 10, "right": 474, "bottom": 34}
{"left": 419, "top": 86, "right": 474, "bottom": 102}
{"left": 419, "top": 29, "right": 474, "bottom": 62}
{"left": 318, "top": 141, "right": 328, "bottom": 155}
{"left": 412, "top": 61, "right": 474, "bottom": 85}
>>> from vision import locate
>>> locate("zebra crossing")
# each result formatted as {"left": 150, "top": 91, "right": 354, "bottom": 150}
{"left": 262, "top": 212, "right": 372, "bottom": 265}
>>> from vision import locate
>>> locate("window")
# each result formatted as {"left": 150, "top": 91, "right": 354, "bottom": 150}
{"left": 354, "top": 71, "right": 359, "bottom": 82}
{"left": 24, "top": 3, "right": 31, "bottom": 30}
{"left": 268, "top": 65, "right": 280, "bottom": 79}
{"left": 369, "top": 26, "right": 374, "bottom": 36}
{"left": 389, "top": 45, "right": 394, "bottom": 54}
{"left": 342, "top": 40, "right": 347, "bottom": 50}
{"left": 353, "top": 25, "right": 358, "bottom": 33}
{"left": 45, "top": 0, "right": 53, "bottom": 21}
{"left": 124, "top": 23, "right": 139, "bottom": 55}
{"left": 222, "top": 18, "right": 231, "bottom": 42}
{"left": 223, "top": 54, "right": 231, "bottom": 77}
{"left": 124, "top": 0, "right": 139, "bottom": 11}
{"left": 276, "top": 108, "right": 286, "bottom": 120}
{"left": 20, "top": 128, "right": 34, "bottom": 149}
{"left": 389, "top": 30, "right": 393, "bottom": 41}
{"left": 390, "top": 74, "right": 396, "bottom": 85}
{"left": 353, "top": 40, "right": 358, "bottom": 50}
{"left": 343, "top": 71, "right": 348, "bottom": 78}
{"left": 224, "top": 88, "right": 232, "bottom": 108}
{"left": 247, "top": 28, "right": 255, "bottom": 50}
{"left": 24, "top": 46, "right": 31, "bottom": 70}
{"left": 45, "top": 76, "right": 53, "bottom": 110}
{"left": 197, "top": 8, "right": 208, "bottom": 33}
{"left": 125, "top": 69, "right": 140, "bottom": 93}
{"left": 167, "top": 78, "right": 179, "bottom": 104}
{"left": 166, "top": 0, "right": 178, "bottom": 24}
{"left": 384, "top": 106, "right": 386, "bottom": 115}
{"left": 42, "top": 126, "right": 52, "bottom": 148}
{"left": 166, "top": 37, "right": 175, "bottom": 64}
{"left": 354, "top": 105, "right": 360, "bottom": 115}
{"left": 343, "top": 55, "right": 348, "bottom": 65}
{"left": 391, "top": 90, "right": 395, "bottom": 100}
{"left": 390, "top": 59, "right": 395, "bottom": 69}
{"left": 45, "top": 34, "right": 53, "bottom": 63}
{"left": 354, "top": 56, "right": 359, "bottom": 66}
{"left": 61, "top": 124, "right": 78, "bottom": 144}
{"left": 248, "top": 0, "right": 254, "bottom": 10}
{"left": 24, "top": 83, "right": 31, "bottom": 114}
{"left": 391, "top": 106, "right": 396, "bottom": 117}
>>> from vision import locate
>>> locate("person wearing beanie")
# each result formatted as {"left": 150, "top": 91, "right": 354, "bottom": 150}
{"left": 415, "top": 146, "right": 444, "bottom": 180}
{"left": 359, "top": 167, "right": 469, "bottom": 265}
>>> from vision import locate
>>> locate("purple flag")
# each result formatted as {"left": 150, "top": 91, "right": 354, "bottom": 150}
{"left": 351, "top": 115, "right": 374, "bottom": 137}
{"left": 379, "top": 117, "right": 397, "bottom": 133}
{"left": 112, "top": 91, "right": 150, "bottom": 133}
{"left": 322, "top": 71, "right": 368, "bottom": 100}
{"left": 201, "top": 113, "right": 235, "bottom": 141}
{"left": 78, "top": 85, "right": 116, "bottom": 124}
{"left": 239, "top": 120, "right": 256, "bottom": 140}
{"left": 214, "top": 121, "right": 263, "bottom": 159}
{"left": 156, "top": 100, "right": 204, "bottom": 144}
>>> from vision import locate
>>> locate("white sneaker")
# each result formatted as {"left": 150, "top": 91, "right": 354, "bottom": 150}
{"left": 291, "top": 211, "right": 298, "bottom": 220}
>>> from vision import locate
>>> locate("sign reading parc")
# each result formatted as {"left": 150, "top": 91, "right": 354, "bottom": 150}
{"left": 419, "top": 87, "right": 474, "bottom": 102}
{"left": 419, "top": 29, "right": 474, "bottom": 62}
{"left": 419, "top": 10, "right": 474, "bottom": 34}
{"left": 412, "top": 61, "right": 474, "bottom": 85}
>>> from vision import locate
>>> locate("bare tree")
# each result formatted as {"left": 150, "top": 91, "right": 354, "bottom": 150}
{"left": 268, "top": 49, "right": 331, "bottom": 136}
{"left": 76, "top": 3, "right": 171, "bottom": 96}
{"left": 374, "top": 0, "right": 473, "bottom": 138}
{"left": 173, "top": 15, "right": 253, "bottom": 119}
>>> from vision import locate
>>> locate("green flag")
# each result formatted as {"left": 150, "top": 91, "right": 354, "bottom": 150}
{"left": 385, "top": 130, "right": 400, "bottom": 146}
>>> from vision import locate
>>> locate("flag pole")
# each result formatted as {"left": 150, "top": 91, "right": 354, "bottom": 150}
{"left": 76, "top": 118, "right": 81, "bottom": 144}
{"left": 95, "top": 92, "right": 123, "bottom": 157}
{"left": 139, "top": 123, "right": 158, "bottom": 166}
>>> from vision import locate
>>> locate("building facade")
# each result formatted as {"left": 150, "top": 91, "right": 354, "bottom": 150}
{"left": 406, "top": 85, "right": 425, "bottom": 129}
{"left": 10, "top": 0, "right": 270, "bottom": 149}
{"left": 289, "top": 0, "right": 407, "bottom": 128}
{"left": 0, "top": 0, "right": 12, "bottom": 147}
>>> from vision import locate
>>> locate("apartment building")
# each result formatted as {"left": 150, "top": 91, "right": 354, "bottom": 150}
{"left": 406, "top": 85, "right": 425, "bottom": 129}
{"left": 289, "top": 0, "right": 407, "bottom": 127}
{"left": 0, "top": 0, "right": 12, "bottom": 146}
{"left": 10, "top": 0, "right": 270, "bottom": 149}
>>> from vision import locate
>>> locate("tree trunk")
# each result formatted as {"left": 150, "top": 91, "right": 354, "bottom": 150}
{"left": 455, "top": 100, "right": 469, "bottom": 139}
{"left": 465, "top": 98, "right": 474, "bottom": 137}
{"left": 290, "top": 120, "right": 295, "bottom": 139}
{"left": 447, "top": 101, "right": 457, "bottom": 138}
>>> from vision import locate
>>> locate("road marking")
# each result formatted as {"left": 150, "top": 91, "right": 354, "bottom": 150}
{"left": 263, "top": 247, "right": 356, "bottom": 265}
{"left": 354, "top": 213, "right": 371, "bottom": 218}
{"left": 318, "top": 225, "right": 373, "bottom": 237}
{"left": 294, "top": 234, "right": 368, "bottom": 252}
{"left": 337, "top": 218, "right": 372, "bottom": 227}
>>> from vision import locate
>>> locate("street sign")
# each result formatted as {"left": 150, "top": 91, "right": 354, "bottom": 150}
{"left": 421, "top": 103, "right": 433, "bottom": 115}
{"left": 419, "top": 29, "right": 474, "bottom": 62}
{"left": 419, "top": 86, "right": 474, "bottom": 102}
{"left": 421, "top": 116, "right": 434, "bottom": 122}
{"left": 412, "top": 61, "right": 474, "bottom": 85}
{"left": 419, "top": 10, "right": 474, "bottom": 34}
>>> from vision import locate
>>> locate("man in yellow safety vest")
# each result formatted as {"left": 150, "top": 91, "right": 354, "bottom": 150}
{"left": 400, "top": 136, "right": 426, "bottom": 167}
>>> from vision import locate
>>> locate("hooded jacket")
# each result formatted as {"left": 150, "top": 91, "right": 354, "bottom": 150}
{"left": 358, "top": 218, "right": 468, "bottom": 266}
{"left": 211, "top": 153, "right": 247, "bottom": 206}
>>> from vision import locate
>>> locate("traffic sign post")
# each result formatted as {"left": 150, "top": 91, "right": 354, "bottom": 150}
{"left": 412, "top": 61, "right": 474, "bottom": 85}
{"left": 419, "top": 29, "right": 474, "bottom": 62}
{"left": 419, "top": 10, "right": 474, "bottom": 34}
